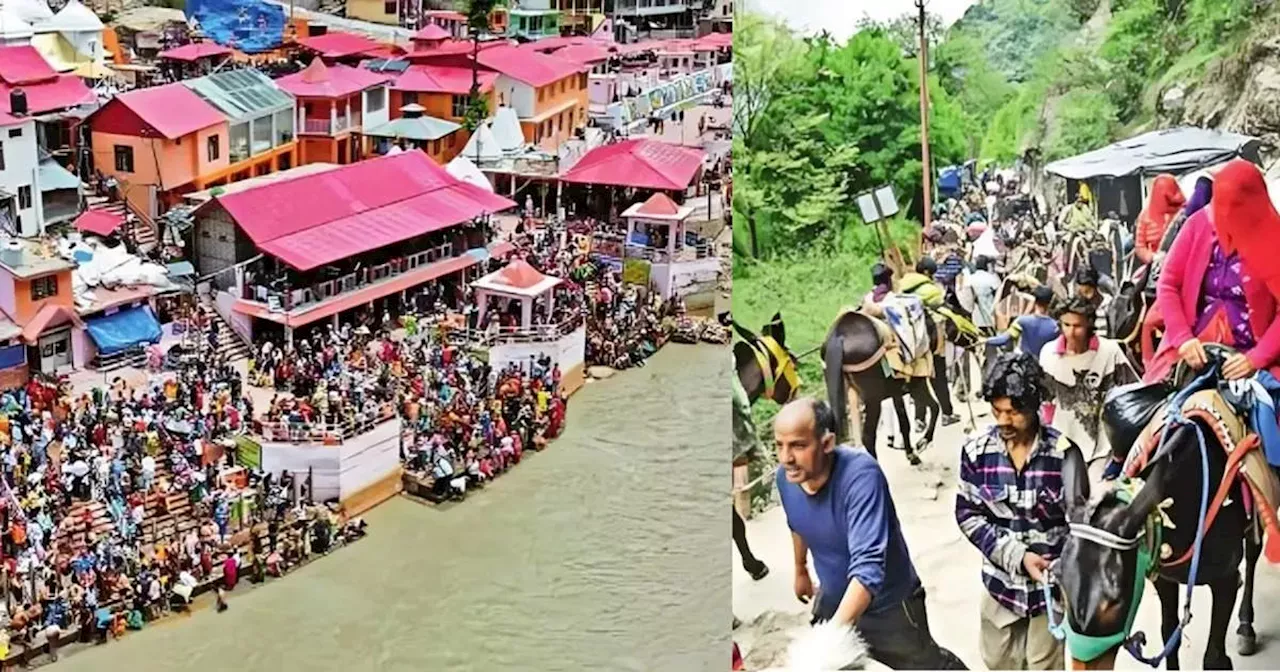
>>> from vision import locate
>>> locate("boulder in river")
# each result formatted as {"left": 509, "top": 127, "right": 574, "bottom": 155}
{"left": 587, "top": 366, "right": 617, "bottom": 380}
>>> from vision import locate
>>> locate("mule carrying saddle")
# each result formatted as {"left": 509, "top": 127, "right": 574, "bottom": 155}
{"left": 831, "top": 297, "right": 937, "bottom": 380}
{"left": 1119, "top": 382, "right": 1280, "bottom": 565}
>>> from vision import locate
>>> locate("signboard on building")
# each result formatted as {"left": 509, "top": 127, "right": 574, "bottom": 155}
{"left": 236, "top": 435, "right": 262, "bottom": 470}
{"left": 622, "top": 258, "right": 651, "bottom": 287}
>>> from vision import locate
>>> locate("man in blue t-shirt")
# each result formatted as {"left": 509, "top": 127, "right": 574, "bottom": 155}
{"left": 987, "top": 285, "right": 1060, "bottom": 358}
{"left": 775, "top": 398, "right": 967, "bottom": 670}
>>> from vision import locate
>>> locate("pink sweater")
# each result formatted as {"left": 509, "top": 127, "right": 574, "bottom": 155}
{"left": 1149, "top": 208, "right": 1280, "bottom": 381}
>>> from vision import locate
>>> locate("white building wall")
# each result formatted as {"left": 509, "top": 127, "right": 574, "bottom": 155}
{"left": 496, "top": 75, "right": 536, "bottom": 119}
{"left": 362, "top": 85, "right": 390, "bottom": 129}
{"left": 0, "top": 119, "right": 43, "bottom": 236}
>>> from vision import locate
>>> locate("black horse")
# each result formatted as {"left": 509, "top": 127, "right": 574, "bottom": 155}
{"left": 733, "top": 313, "right": 800, "bottom": 406}
{"left": 822, "top": 310, "right": 940, "bottom": 464}
{"left": 1058, "top": 401, "right": 1264, "bottom": 668}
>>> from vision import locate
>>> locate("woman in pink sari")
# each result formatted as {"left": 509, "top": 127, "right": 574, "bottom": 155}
{"left": 1147, "top": 159, "right": 1280, "bottom": 383}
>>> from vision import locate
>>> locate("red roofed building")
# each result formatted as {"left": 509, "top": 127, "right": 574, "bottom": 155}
{"left": 297, "top": 32, "right": 389, "bottom": 65}
{"left": 385, "top": 65, "right": 497, "bottom": 127}
{"left": 276, "top": 59, "right": 392, "bottom": 165}
{"left": 561, "top": 139, "right": 705, "bottom": 192}
{"left": 190, "top": 150, "right": 517, "bottom": 342}
{"left": 478, "top": 45, "right": 587, "bottom": 149}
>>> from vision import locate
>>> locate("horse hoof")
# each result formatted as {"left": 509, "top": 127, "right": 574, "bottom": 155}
{"left": 1206, "top": 653, "right": 1234, "bottom": 670}
{"left": 1237, "top": 625, "right": 1258, "bottom": 657}
{"left": 907, "top": 452, "right": 922, "bottom": 467}
{"left": 914, "top": 438, "right": 931, "bottom": 454}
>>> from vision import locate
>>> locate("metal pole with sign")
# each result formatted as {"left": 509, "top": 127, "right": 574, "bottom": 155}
{"left": 855, "top": 186, "right": 907, "bottom": 279}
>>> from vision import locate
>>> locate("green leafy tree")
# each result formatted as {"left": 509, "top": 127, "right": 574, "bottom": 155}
{"left": 1045, "top": 88, "right": 1118, "bottom": 161}
{"left": 464, "top": 0, "right": 499, "bottom": 132}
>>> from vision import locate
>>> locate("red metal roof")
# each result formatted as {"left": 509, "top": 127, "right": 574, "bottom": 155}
{"left": 73, "top": 208, "right": 126, "bottom": 236}
{"left": 0, "top": 76, "right": 96, "bottom": 115}
{"left": 391, "top": 64, "right": 496, "bottom": 95}
{"left": 158, "top": 42, "right": 232, "bottom": 62}
{"left": 276, "top": 59, "right": 390, "bottom": 99}
{"left": 635, "top": 192, "right": 681, "bottom": 216}
{"left": 20, "top": 304, "right": 81, "bottom": 343}
{"left": 561, "top": 140, "right": 706, "bottom": 191}
{"left": 299, "top": 32, "right": 385, "bottom": 59}
{"left": 477, "top": 45, "right": 585, "bottom": 87}
{"left": 107, "top": 83, "right": 224, "bottom": 139}
{"left": 552, "top": 43, "right": 611, "bottom": 65}
{"left": 411, "top": 24, "right": 450, "bottom": 41}
{"left": 212, "top": 151, "right": 517, "bottom": 271}
{"left": 0, "top": 46, "right": 56, "bottom": 86}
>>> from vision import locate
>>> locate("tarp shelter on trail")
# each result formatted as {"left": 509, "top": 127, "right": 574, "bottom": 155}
{"left": 1043, "top": 127, "right": 1261, "bottom": 227}
{"left": 84, "top": 305, "right": 162, "bottom": 355}
{"left": 186, "top": 0, "right": 285, "bottom": 54}
{"left": 1044, "top": 127, "right": 1261, "bottom": 180}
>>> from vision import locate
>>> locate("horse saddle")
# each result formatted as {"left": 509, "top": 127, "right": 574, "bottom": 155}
{"left": 1122, "top": 388, "right": 1280, "bottom": 563}
{"left": 830, "top": 308, "right": 932, "bottom": 380}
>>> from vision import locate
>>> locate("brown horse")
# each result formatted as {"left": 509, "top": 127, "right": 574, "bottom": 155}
{"left": 821, "top": 310, "right": 939, "bottom": 465}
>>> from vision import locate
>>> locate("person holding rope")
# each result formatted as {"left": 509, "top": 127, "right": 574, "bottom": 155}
{"left": 955, "top": 352, "right": 1079, "bottom": 670}
{"left": 774, "top": 397, "right": 966, "bottom": 669}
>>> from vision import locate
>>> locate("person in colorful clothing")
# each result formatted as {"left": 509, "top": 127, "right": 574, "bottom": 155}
{"left": 1134, "top": 174, "right": 1185, "bottom": 266}
{"left": 957, "top": 352, "right": 1078, "bottom": 669}
{"left": 1144, "top": 158, "right": 1280, "bottom": 384}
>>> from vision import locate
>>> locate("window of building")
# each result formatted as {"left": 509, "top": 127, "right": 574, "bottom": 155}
{"left": 451, "top": 95, "right": 468, "bottom": 118}
{"left": 538, "top": 87, "right": 545, "bottom": 102}
{"left": 17, "top": 186, "right": 29, "bottom": 210}
{"left": 431, "top": 139, "right": 440, "bottom": 155}
{"left": 113, "top": 145, "right": 134, "bottom": 173}
{"left": 274, "top": 109, "right": 294, "bottom": 145}
{"left": 384, "top": 0, "right": 396, "bottom": 13}
{"left": 30, "top": 275, "right": 56, "bottom": 301}
{"left": 207, "top": 135, "right": 220, "bottom": 162}
{"left": 0, "top": 142, "right": 5, "bottom": 171}
{"left": 6, "top": 128, "right": 19, "bottom": 138}
{"left": 402, "top": 92, "right": 418, "bottom": 106}
{"left": 579, "top": 73, "right": 588, "bottom": 88}
{"left": 366, "top": 87, "right": 386, "bottom": 114}
{"left": 229, "top": 123, "right": 250, "bottom": 162}
{"left": 250, "top": 115, "right": 273, "bottom": 155}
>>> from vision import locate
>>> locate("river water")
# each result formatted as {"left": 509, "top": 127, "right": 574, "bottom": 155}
{"left": 55, "top": 344, "right": 729, "bottom": 672}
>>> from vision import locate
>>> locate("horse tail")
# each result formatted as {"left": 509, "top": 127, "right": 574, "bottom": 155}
{"left": 824, "top": 333, "right": 848, "bottom": 442}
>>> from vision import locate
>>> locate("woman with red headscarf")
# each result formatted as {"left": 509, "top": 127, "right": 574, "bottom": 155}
{"left": 1134, "top": 174, "right": 1186, "bottom": 265}
{"left": 1145, "top": 158, "right": 1280, "bottom": 383}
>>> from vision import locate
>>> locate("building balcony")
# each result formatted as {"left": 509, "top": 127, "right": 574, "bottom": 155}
{"left": 232, "top": 240, "right": 514, "bottom": 329}
{"left": 300, "top": 114, "right": 358, "bottom": 136}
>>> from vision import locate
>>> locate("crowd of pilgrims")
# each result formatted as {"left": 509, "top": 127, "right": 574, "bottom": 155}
{"left": 0, "top": 348, "right": 368, "bottom": 662}
{"left": 0, "top": 216, "right": 687, "bottom": 660}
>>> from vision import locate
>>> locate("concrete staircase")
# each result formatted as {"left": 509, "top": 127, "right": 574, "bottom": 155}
{"left": 198, "top": 296, "right": 252, "bottom": 362}
{"left": 82, "top": 195, "right": 158, "bottom": 250}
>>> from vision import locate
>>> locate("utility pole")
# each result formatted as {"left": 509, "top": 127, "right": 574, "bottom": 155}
{"left": 915, "top": 0, "right": 932, "bottom": 230}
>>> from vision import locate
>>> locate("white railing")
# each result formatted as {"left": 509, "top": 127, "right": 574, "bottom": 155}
{"left": 255, "top": 409, "right": 397, "bottom": 444}
{"left": 243, "top": 243, "right": 455, "bottom": 312}
{"left": 447, "top": 314, "right": 585, "bottom": 346}
{"left": 301, "top": 115, "right": 352, "bottom": 135}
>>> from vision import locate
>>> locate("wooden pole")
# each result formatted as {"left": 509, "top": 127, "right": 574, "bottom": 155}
{"left": 916, "top": 0, "right": 932, "bottom": 230}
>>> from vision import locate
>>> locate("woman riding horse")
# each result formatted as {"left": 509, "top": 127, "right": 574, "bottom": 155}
{"left": 1069, "top": 159, "right": 1280, "bottom": 668}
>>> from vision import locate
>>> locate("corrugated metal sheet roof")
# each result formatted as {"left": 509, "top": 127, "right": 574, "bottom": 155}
{"left": 560, "top": 139, "right": 705, "bottom": 191}
{"left": 211, "top": 151, "right": 516, "bottom": 270}
{"left": 183, "top": 68, "right": 293, "bottom": 122}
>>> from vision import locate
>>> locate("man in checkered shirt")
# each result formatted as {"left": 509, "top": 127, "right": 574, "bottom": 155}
{"left": 955, "top": 352, "right": 1082, "bottom": 670}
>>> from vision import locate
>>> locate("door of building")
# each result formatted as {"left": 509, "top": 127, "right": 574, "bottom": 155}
{"left": 37, "top": 328, "right": 71, "bottom": 372}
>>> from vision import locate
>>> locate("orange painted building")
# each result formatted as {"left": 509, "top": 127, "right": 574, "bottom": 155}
{"left": 85, "top": 70, "right": 299, "bottom": 220}
{"left": 377, "top": 63, "right": 497, "bottom": 163}
{"left": 277, "top": 59, "right": 393, "bottom": 166}
{"left": 476, "top": 45, "right": 588, "bottom": 150}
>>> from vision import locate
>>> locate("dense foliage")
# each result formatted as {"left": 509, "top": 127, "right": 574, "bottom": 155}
{"left": 733, "top": 14, "right": 966, "bottom": 259}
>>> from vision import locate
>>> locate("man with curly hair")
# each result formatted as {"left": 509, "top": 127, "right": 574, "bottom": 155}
{"left": 1038, "top": 296, "right": 1136, "bottom": 476}
{"left": 955, "top": 352, "right": 1082, "bottom": 670}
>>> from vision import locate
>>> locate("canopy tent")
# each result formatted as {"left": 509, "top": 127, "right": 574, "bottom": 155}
{"left": 158, "top": 42, "right": 232, "bottom": 62}
{"left": 73, "top": 208, "right": 125, "bottom": 235}
{"left": 446, "top": 155, "right": 493, "bottom": 192}
{"left": 1044, "top": 127, "right": 1261, "bottom": 180}
{"left": 560, "top": 139, "right": 706, "bottom": 191}
{"left": 84, "top": 305, "right": 162, "bottom": 355}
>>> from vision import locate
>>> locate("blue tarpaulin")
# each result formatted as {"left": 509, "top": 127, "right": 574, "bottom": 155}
{"left": 938, "top": 165, "right": 962, "bottom": 196}
{"left": 85, "top": 306, "right": 161, "bottom": 356}
{"left": 188, "top": 0, "right": 285, "bottom": 54}
{"left": 0, "top": 345, "right": 24, "bottom": 370}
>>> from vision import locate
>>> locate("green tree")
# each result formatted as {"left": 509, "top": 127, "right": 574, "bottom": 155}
{"left": 1045, "top": 88, "right": 1118, "bottom": 161}
{"left": 464, "top": 0, "right": 499, "bottom": 132}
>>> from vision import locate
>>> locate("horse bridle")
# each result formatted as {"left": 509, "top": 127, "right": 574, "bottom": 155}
{"left": 749, "top": 334, "right": 800, "bottom": 402}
